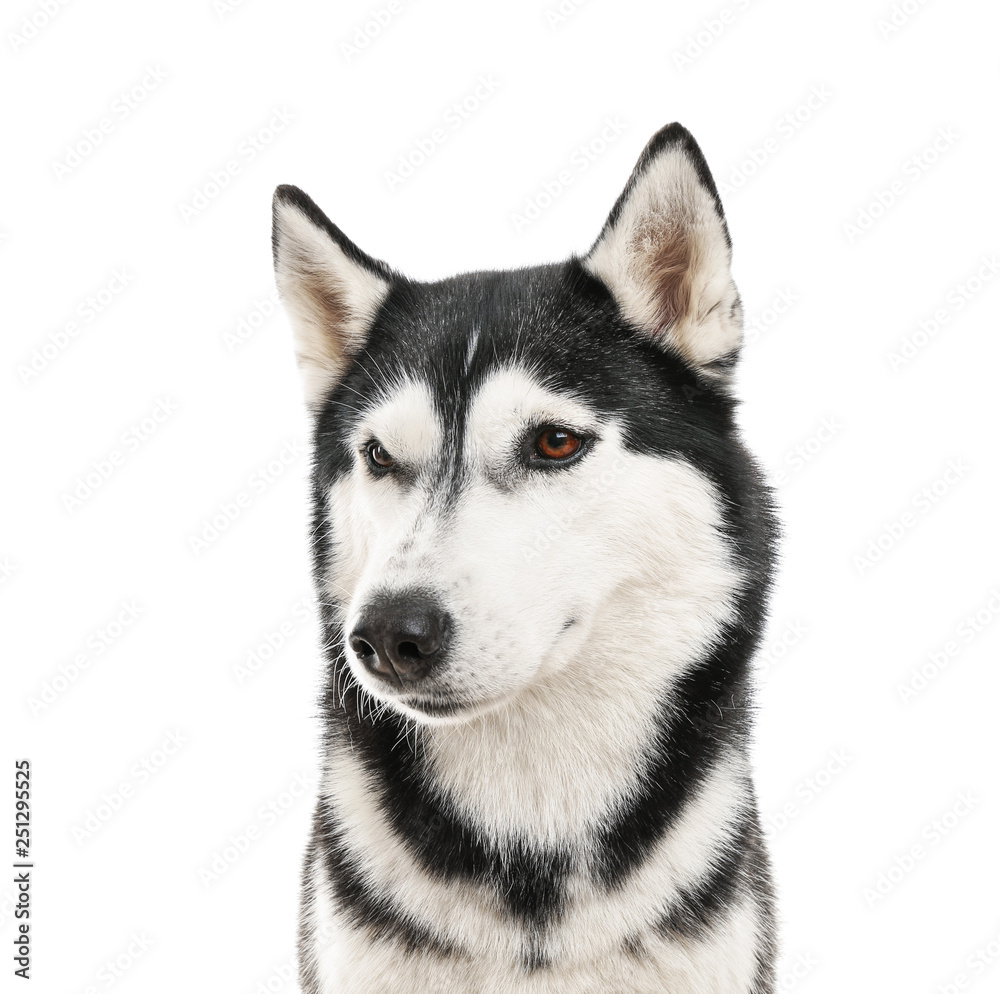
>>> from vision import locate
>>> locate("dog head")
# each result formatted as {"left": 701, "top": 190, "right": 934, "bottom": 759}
{"left": 272, "top": 123, "right": 764, "bottom": 725}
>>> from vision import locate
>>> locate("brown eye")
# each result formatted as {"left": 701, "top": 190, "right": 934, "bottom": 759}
{"left": 365, "top": 441, "right": 394, "bottom": 470}
{"left": 534, "top": 427, "right": 583, "bottom": 461}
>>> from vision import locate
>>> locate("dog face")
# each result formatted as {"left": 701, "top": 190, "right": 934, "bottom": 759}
{"left": 273, "top": 124, "right": 755, "bottom": 725}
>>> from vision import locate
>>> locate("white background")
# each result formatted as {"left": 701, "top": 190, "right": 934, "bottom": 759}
{"left": 3, "top": 0, "right": 999, "bottom": 991}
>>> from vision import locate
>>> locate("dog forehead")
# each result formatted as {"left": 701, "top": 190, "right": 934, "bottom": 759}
{"left": 465, "top": 367, "right": 597, "bottom": 445}
{"left": 339, "top": 262, "right": 669, "bottom": 464}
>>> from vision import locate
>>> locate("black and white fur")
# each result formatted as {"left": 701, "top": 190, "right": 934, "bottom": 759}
{"left": 272, "top": 123, "right": 779, "bottom": 993}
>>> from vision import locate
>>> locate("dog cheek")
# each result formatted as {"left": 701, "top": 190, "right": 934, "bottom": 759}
{"left": 325, "top": 482, "right": 378, "bottom": 603}
{"left": 441, "top": 583, "right": 550, "bottom": 695}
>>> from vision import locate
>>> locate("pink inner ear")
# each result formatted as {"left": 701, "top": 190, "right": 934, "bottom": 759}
{"left": 648, "top": 228, "right": 693, "bottom": 336}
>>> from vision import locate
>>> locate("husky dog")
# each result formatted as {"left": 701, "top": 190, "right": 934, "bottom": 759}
{"left": 271, "top": 123, "right": 778, "bottom": 993}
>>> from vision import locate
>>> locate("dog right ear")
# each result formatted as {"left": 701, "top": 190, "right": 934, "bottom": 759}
{"left": 272, "top": 185, "right": 394, "bottom": 409}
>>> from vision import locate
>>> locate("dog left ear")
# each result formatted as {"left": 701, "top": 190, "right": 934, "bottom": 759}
{"left": 272, "top": 185, "right": 395, "bottom": 409}
{"left": 583, "top": 123, "right": 742, "bottom": 378}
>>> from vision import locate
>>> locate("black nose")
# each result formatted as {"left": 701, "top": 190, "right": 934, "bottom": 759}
{"left": 349, "top": 593, "right": 450, "bottom": 687}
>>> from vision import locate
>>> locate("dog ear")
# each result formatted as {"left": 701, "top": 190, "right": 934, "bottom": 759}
{"left": 272, "top": 185, "right": 394, "bottom": 408}
{"left": 583, "top": 123, "right": 741, "bottom": 378}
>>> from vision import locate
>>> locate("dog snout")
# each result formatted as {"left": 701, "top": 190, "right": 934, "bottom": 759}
{"left": 349, "top": 592, "right": 450, "bottom": 687}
